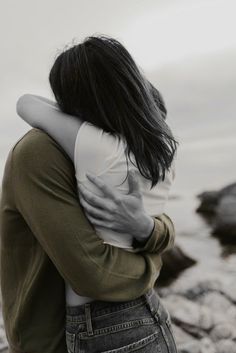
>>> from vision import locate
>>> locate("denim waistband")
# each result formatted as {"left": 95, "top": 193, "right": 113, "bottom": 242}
{"left": 66, "top": 287, "right": 166, "bottom": 324}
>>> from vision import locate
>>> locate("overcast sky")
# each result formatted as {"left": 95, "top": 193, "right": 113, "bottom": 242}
{"left": 0, "top": 0, "right": 235, "bottom": 189}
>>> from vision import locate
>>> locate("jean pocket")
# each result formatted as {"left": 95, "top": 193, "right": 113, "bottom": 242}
{"left": 100, "top": 330, "right": 161, "bottom": 353}
{"left": 78, "top": 317, "right": 162, "bottom": 353}
{"left": 66, "top": 330, "right": 76, "bottom": 353}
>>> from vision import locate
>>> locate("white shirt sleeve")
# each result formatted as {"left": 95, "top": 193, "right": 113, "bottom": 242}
{"left": 74, "top": 121, "right": 123, "bottom": 182}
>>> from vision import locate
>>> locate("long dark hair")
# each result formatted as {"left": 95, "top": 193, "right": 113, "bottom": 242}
{"left": 49, "top": 34, "right": 178, "bottom": 188}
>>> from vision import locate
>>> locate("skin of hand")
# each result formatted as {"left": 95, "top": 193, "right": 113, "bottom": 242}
{"left": 78, "top": 170, "right": 155, "bottom": 242}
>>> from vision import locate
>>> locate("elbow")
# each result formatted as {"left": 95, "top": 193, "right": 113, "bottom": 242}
{"left": 16, "top": 96, "right": 23, "bottom": 116}
{"left": 16, "top": 94, "right": 30, "bottom": 117}
{"left": 16, "top": 94, "right": 38, "bottom": 127}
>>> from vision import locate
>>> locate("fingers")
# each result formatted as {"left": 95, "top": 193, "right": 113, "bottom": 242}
{"left": 86, "top": 213, "right": 114, "bottom": 230}
{"left": 86, "top": 173, "right": 117, "bottom": 200}
{"left": 128, "top": 170, "right": 142, "bottom": 198}
{"left": 79, "top": 183, "right": 110, "bottom": 210}
{"left": 79, "top": 195, "right": 112, "bottom": 222}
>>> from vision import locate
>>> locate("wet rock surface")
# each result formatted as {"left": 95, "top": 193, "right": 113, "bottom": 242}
{"left": 196, "top": 183, "right": 236, "bottom": 244}
{"left": 158, "top": 245, "right": 197, "bottom": 285}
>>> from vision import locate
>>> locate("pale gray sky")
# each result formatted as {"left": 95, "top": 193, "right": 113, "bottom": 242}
{"left": 0, "top": 0, "right": 235, "bottom": 190}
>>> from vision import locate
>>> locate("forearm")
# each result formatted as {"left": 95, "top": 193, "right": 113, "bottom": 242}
{"left": 16, "top": 94, "right": 58, "bottom": 127}
{"left": 16, "top": 94, "right": 81, "bottom": 160}
{"left": 31, "top": 94, "right": 58, "bottom": 107}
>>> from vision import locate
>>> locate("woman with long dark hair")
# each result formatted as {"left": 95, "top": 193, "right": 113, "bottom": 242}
{"left": 17, "top": 35, "right": 179, "bottom": 352}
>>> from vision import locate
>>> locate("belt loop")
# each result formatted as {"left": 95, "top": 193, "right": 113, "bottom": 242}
{"left": 84, "top": 303, "right": 94, "bottom": 336}
{"left": 144, "top": 288, "right": 160, "bottom": 323}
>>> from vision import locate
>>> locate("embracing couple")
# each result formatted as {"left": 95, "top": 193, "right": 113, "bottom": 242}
{"left": 0, "top": 35, "right": 179, "bottom": 353}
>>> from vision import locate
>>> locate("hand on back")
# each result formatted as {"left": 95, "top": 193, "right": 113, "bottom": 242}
{"left": 78, "top": 170, "right": 154, "bottom": 241}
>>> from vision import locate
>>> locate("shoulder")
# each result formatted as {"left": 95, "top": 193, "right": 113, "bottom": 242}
{"left": 12, "top": 128, "right": 65, "bottom": 157}
{"left": 12, "top": 128, "right": 71, "bottom": 163}
{"left": 12, "top": 128, "right": 74, "bottom": 178}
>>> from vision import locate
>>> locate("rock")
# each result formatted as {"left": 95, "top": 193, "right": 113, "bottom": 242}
{"left": 197, "top": 183, "right": 236, "bottom": 212}
{"left": 198, "top": 291, "right": 232, "bottom": 311}
{"left": 161, "top": 294, "right": 214, "bottom": 334}
{"left": 212, "top": 195, "right": 236, "bottom": 243}
{"left": 157, "top": 277, "right": 236, "bottom": 353}
{"left": 210, "top": 322, "right": 236, "bottom": 341}
{"left": 158, "top": 245, "right": 197, "bottom": 285}
{"left": 184, "top": 281, "right": 219, "bottom": 300}
{"left": 165, "top": 279, "right": 223, "bottom": 300}
{"left": 178, "top": 339, "right": 202, "bottom": 353}
{"left": 198, "top": 291, "right": 236, "bottom": 327}
{"left": 218, "top": 280, "right": 236, "bottom": 303}
{"left": 225, "top": 305, "right": 236, "bottom": 323}
{"left": 196, "top": 191, "right": 220, "bottom": 214}
{"left": 178, "top": 337, "right": 216, "bottom": 353}
{"left": 196, "top": 183, "right": 236, "bottom": 244}
{"left": 171, "top": 324, "right": 194, "bottom": 346}
{"left": 215, "top": 339, "right": 236, "bottom": 353}
{"left": 199, "top": 337, "right": 217, "bottom": 353}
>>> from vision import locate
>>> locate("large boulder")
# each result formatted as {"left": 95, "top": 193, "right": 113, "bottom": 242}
{"left": 196, "top": 183, "right": 236, "bottom": 244}
{"left": 196, "top": 190, "right": 220, "bottom": 214}
{"left": 158, "top": 245, "right": 197, "bottom": 285}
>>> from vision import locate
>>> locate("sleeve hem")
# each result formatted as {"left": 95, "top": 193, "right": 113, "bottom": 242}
{"left": 132, "top": 216, "right": 165, "bottom": 253}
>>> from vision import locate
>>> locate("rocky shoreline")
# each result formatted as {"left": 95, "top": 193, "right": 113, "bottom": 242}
{"left": 158, "top": 277, "right": 236, "bottom": 353}
{"left": 156, "top": 182, "right": 236, "bottom": 352}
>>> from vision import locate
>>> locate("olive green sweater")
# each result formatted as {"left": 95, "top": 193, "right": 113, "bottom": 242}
{"left": 0, "top": 129, "right": 175, "bottom": 353}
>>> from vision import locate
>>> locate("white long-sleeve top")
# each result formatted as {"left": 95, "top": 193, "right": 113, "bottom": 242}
{"left": 66, "top": 121, "right": 176, "bottom": 306}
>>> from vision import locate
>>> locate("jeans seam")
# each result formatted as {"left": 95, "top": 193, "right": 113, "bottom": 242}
{"left": 99, "top": 331, "right": 161, "bottom": 353}
{"left": 78, "top": 317, "right": 156, "bottom": 339}
{"left": 89, "top": 300, "right": 147, "bottom": 321}
{"left": 66, "top": 299, "right": 147, "bottom": 323}
{"left": 159, "top": 323, "right": 172, "bottom": 353}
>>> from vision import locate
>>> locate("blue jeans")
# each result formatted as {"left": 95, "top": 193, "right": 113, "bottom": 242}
{"left": 66, "top": 288, "right": 178, "bottom": 352}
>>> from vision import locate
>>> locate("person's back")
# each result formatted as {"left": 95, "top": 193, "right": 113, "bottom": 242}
{"left": 0, "top": 130, "right": 70, "bottom": 352}
{"left": 0, "top": 128, "right": 176, "bottom": 353}
{"left": 74, "top": 121, "right": 176, "bottom": 251}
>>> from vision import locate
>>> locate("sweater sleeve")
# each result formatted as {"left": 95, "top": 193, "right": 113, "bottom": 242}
{"left": 12, "top": 129, "right": 170, "bottom": 301}
{"left": 132, "top": 213, "right": 175, "bottom": 254}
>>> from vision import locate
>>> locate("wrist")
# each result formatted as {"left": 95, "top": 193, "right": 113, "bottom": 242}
{"left": 134, "top": 215, "right": 155, "bottom": 242}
